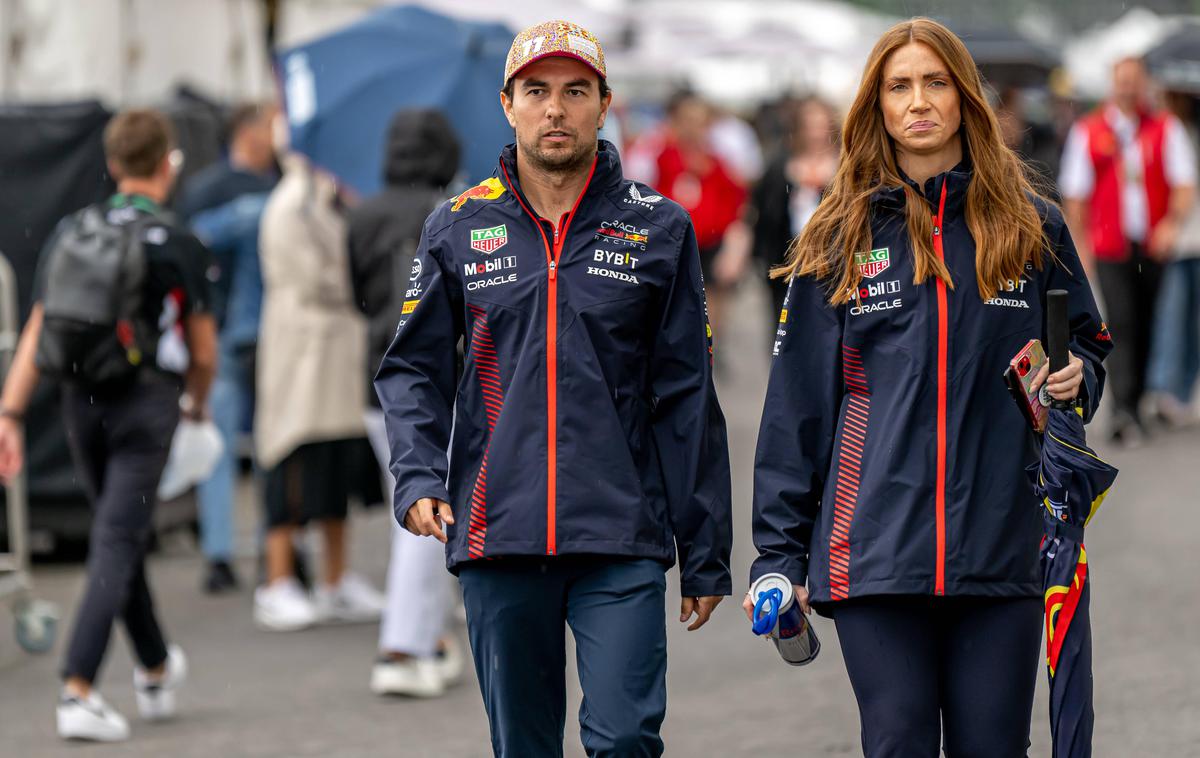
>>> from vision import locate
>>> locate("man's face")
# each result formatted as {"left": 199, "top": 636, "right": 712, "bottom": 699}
{"left": 239, "top": 107, "right": 280, "bottom": 173}
{"left": 502, "top": 57, "right": 611, "bottom": 174}
{"left": 1112, "top": 59, "right": 1147, "bottom": 111}
{"left": 670, "top": 98, "right": 710, "bottom": 149}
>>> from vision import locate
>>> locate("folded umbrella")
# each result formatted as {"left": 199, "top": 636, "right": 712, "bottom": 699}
{"left": 1031, "top": 291, "right": 1119, "bottom": 758}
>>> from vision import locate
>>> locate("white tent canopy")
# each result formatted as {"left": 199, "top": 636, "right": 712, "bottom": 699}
{"left": 0, "top": 0, "right": 273, "bottom": 105}
{"left": 1062, "top": 8, "right": 1171, "bottom": 100}
{"left": 0, "top": 0, "right": 897, "bottom": 110}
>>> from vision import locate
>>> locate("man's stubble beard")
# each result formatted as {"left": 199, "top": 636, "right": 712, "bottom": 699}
{"left": 519, "top": 133, "right": 597, "bottom": 177}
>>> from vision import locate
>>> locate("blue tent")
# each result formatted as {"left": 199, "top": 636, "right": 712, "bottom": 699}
{"left": 276, "top": 5, "right": 514, "bottom": 196}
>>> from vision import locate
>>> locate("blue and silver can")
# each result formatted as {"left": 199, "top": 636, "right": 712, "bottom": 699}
{"left": 749, "top": 573, "right": 820, "bottom": 666}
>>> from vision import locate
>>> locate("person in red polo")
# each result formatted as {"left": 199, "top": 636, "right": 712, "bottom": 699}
{"left": 1060, "top": 56, "right": 1196, "bottom": 444}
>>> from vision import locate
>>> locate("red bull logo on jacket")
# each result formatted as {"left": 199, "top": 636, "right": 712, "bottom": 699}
{"left": 452, "top": 178, "right": 507, "bottom": 213}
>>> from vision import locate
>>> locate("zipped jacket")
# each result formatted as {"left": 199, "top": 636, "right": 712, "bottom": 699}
{"left": 751, "top": 162, "right": 1112, "bottom": 605}
{"left": 376, "top": 141, "right": 733, "bottom": 597}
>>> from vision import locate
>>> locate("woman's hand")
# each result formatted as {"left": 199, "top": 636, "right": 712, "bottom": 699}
{"left": 1031, "top": 350, "right": 1084, "bottom": 401}
{"left": 742, "top": 584, "right": 812, "bottom": 622}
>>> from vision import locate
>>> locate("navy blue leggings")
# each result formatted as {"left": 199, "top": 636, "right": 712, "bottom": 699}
{"left": 831, "top": 595, "right": 1043, "bottom": 758}
{"left": 459, "top": 556, "right": 668, "bottom": 758}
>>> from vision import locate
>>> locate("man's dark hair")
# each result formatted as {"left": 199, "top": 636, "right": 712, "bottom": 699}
{"left": 502, "top": 75, "right": 611, "bottom": 102}
{"left": 226, "top": 102, "right": 271, "bottom": 141}
{"left": 666, "top": 89, "right": 702, "bottom": 117}
{"left": 103, "top": 109, "right": 175, "bottom": 179}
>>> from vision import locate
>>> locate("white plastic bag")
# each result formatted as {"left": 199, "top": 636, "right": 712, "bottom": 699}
{"left": 157, "top": 419, "right": 225, "bottom": 501}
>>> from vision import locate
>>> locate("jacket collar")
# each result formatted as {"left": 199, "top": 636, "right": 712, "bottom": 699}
{"left": 872, "top": 145, "right": 973, "bottom": 217}
{"left": 497, "top": 139, "right": 624, "bottom": 213}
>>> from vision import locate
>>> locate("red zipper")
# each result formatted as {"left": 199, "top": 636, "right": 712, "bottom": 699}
{"left": 932, "top": 179, "right": 949, "bottom": 596}
{"left": 498, "top": 157, "right": 596, "bottom": 555}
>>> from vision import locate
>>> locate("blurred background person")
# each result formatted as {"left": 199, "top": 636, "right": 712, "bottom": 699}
{"left": 1060, "top": 56, "right": 1196, "bottom": 445}
{"left": 629, "top": 90, "right": 747, "bottom": 333}
{"left": 177, "top": 102, "right": 279, "bottom": 595}
{"left": 347, "top": 108, "right": 465, "bottom": 697}
{"left": 995, "top": 85, "right": 1060, "bottom": 194}
{"left": 746, "top": 96, "right": 840, "bottom": 323}
{"left": 709, "top": 104, "right": 765, "bottom": 188}
{"left": 1147, "top": 89, "right": 1200, "bottom": 427}
{"left": 253, "top": 138, "right": 383, "bottom": 632}
{"left": 0, "top": 109, "right": 216, "bottom": 742}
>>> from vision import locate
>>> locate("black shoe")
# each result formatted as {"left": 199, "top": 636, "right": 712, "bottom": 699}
{"left": 203, "top": 559, "right": 240, "bottom": 594}
{"left": 1109, "top": 412, "right": 1146, "bottom": 448}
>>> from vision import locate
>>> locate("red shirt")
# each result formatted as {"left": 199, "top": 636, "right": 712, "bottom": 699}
{"left": 654, "top": 141, "right": 746, "bottom": 251}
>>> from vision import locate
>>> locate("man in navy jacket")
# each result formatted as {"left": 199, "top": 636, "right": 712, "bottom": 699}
{"left": 375, "top": 20, "right": 732, "bottom": 757}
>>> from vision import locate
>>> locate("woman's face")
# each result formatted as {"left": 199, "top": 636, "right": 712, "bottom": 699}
{"left": 879, "top": 42, "right": 961, "bottom": 160}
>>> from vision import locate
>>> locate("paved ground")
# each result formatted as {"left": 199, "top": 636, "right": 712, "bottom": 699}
{"left": 2, "top": 280, "right": 1199, "bottom": 757}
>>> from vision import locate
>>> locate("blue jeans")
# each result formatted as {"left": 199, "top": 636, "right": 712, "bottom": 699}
{"left": 459, "top": 557, "right": 668, "bottom": 758}
{"left": 195, "top": 343, "right": 255, "bottom": 560}
{"left": 1147, "top": 258, "right": 1200, "bottom": 404}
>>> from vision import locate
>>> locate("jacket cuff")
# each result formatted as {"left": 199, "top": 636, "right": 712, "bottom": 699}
{"left": 393, "top": 484, "right": 452, "bottom": 528}
{"left": 749, "top": 556, "right": 809, "bottom": 592}
{"left": 680, "top": 574, "right": 733, "bottom": 598}
{"left": 1079, "top": 360, "right": 1099, "bottom": 422}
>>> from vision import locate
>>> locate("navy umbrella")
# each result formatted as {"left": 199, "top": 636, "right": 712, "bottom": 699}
{"left": 1032, "top": 291, "right": 1119, "bottom": 758}
{"left": 276, "top": 5, "right": 514, "bottom": 196}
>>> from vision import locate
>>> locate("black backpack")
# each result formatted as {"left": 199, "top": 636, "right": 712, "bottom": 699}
{"left": 36, "top": 204, "right": 155, "bottom": 385}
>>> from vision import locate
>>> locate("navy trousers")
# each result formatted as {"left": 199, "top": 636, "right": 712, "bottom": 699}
{"left": 458, "top": 556, "right": 668, "bottom": 758}
{"left": 831, "top": 595, "right": 1043, "bottom": 758}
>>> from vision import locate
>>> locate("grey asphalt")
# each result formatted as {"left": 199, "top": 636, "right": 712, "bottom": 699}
{"left": 2, "top": 280, "right": 1199, "bottom": 757}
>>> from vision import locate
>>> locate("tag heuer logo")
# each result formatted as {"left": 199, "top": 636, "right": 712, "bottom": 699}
{"left": 470, "top": 224, "right": 508, "bottom": 254}
{"left": 855, "top": 248, "right": 890, "bottom": 279}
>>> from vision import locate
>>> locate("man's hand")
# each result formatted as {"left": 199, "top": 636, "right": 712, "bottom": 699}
{"left": 1030, "top": 350, "right": 1084, "bottom": 401}
{"left": 403, "top": 497, "right": 455, "bottom": 543}
{"left": 680, "top": 595, "right": 723, "bottom": 631}
{"left": 0, "top": 417, "right": 24, "bottom": 485}
{"left": 1149, "top": 218, "right": 1179, "bottom": 262}
{"left": 742, "top": 584, "right": 811, "bottom": 622}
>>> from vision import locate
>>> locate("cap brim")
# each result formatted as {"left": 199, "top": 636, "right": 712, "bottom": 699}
{"left": 506, "top": 51, "right": 606, "bottom": 86}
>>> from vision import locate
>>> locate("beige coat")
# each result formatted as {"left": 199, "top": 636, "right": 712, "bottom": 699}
{"left": 255, "top": 155, "right": 366, "bottom": 469}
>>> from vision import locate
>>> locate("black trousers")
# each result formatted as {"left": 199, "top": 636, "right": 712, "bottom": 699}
{"left": 831, "top": 595, "right": 1043, "bottom": 758}
{"left": 60, "top": 371, "right": 180, "bottom": 684}
{"left": 1095, "top": 244, "right": 1164, "bottom": 422}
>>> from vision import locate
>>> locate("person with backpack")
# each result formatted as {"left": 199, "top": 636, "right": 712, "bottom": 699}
{"left": 347, "top": 108, "right": 466, "bottom": 697}
{"left": 0, "top": 109, "right": 218, "bottom": 743}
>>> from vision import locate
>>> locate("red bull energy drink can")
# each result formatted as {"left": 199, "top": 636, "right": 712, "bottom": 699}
{"left": 749, "top": 573, "right": 820, "bottom": 666}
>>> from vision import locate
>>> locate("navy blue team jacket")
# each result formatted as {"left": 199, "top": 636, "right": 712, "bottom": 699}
{"left": 376, "top": 141, "right": 733, "bottom": 597}
{"left": 751, "top": 162, "right": 1112, "bottom": 606}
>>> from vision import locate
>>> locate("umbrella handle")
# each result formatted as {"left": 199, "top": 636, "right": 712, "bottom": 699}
{"left": 1046, "top": 289, "right": 1069, "bottom": 374}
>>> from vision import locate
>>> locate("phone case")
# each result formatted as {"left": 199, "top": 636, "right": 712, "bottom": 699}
{"left": 1004, "top": 339, "right": 1048, "bottom": 433}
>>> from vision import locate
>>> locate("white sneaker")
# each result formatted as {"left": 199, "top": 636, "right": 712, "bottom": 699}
{"left": 314, "top": 572, "right": 385, "bottom": 624}
{"left": 134, "top": 644, "right": 187, "bottom": 721}
{"left": 370, "top": 656, "right": 445, "bottom": 698}
{"left": 57, "top": 690, "right": 130, "bottom": 742}
{"left": 254, "top": 578, "right": 318, "bottom": 631}
{"left": 433, "top": 637, "right": 466, "bottom": 687}
{"left": 1153, "top": 393, "right": 1198, "bottom": 429}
